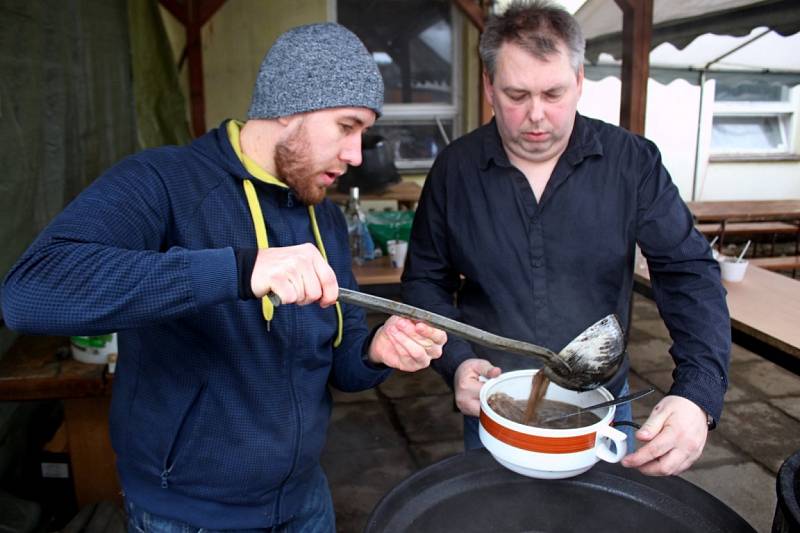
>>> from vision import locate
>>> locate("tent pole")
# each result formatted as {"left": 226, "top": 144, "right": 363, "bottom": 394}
{"left": 691, "top": 70, "right": 706, "bottom": 202}
{"left": 689, "top": 30, "right": 769, "bottom": 201}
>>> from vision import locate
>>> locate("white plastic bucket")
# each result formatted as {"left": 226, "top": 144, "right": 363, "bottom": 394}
{"left": 70, "top": 333, "right": 117, "bottom": 365}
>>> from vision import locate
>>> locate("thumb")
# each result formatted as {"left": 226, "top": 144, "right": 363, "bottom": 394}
{"left": 472, "top": 359, "right": 500, "bottom": 379}
{"left": 638, "top": 401, "right": 669, "bottom": 441}
{"left": 484, "top": 365, "right": 502, "bottom": 379}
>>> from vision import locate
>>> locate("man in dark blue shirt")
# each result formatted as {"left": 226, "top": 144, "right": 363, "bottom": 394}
{"left": 402, "top": 0, "right": 730, "bottom": 476}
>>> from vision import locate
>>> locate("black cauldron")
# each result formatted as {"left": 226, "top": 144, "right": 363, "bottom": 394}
{"left": 773, "top": 448, "right": 800, "bottom": 532}
{"left": 365, "top": 450, "right": 755, "bottom": 533}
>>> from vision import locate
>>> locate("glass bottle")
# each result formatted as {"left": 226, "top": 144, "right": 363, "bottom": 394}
{"left": 345, "top": 187, "right": 375, "bottom": 264}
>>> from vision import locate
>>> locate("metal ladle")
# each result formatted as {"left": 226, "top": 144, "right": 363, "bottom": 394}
{"left": 268, "top": 288, "right": 625, "bottom": 391}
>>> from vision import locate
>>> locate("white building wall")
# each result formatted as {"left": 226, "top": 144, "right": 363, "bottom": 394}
{"left": 579, "top": 77, "right": 701, "bottom": 199}
{"left": 579, "top": 76, "right": 800, "bottom": 201}
{"left": 701, "top": 162, "right": 800, "bottom": 200}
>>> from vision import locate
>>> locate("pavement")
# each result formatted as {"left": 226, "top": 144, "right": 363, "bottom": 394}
{"left": 320, "top": 293, "right": 800, "bottom": 533}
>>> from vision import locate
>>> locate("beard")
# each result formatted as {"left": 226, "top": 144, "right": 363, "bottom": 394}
{"left": 274, "top": 125, "right": 328, "bottom": 205}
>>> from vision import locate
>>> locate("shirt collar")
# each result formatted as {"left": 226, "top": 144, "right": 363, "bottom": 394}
{"left": 478, "top": 113, "right": 604, "bottom": 171}
{"left": 479, "top": 118, "right": 510, "bottom": 170}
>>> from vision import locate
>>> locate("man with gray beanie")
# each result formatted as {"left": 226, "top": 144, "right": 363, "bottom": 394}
{"left": 2, "top": 22, "right": 446, "bottom": 531}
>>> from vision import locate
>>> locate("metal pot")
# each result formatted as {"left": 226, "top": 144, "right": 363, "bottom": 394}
{"left": 365, "top": 450, "right": 755, "bottom": 533}
{"left": 336, "top": 134, "right": 400, "bottom": 194}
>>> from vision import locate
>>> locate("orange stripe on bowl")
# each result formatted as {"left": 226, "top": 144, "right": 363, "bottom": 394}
{"left": 480, "top": 411, "right": 596, "bottom": 454}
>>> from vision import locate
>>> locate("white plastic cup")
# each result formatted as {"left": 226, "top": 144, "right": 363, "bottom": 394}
{"left": 719, "top": 258, "right": 749, "bottom": 282}
{"left": 387, "top": 240, "right": 408, "bottom": 268}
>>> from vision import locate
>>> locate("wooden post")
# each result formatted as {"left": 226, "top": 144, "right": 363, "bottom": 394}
{"left": 158, "top": 0, "right": 228, "bottom": 137}
{"left": 614, "top": 0, "right": 653, "bottom": 135}
{"left": 452, "top": 0, "right": 494, "bottom": 125}
{"left": 64, "top": 397, "right": 120, "bottom": 507}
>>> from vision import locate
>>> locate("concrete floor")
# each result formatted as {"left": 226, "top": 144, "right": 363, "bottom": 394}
{"left": 320, "top": 293, "right": 800, "bottom": 533}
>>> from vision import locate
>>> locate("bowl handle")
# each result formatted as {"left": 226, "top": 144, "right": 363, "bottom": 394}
{"left": 595, "top": 424, "right": 628, "bottom": 463}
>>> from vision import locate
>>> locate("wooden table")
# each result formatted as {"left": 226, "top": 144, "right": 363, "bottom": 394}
{"left": 687, "top": 200, "right": 800, "bottom": 223}
{"left": 634, "top": 262, "right": 800, "bottom": 361}
{"left": 327, "top": 181, "right": 422, "bottom": 210}
{"left": 0, "top": 336, "right": 120, "bottom": 507}
{"left": 352, "top": 255, "right": 403, "bottom": 286}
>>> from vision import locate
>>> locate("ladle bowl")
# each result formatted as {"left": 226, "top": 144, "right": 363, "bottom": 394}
{"left": 543, "top": 314, "right": 626, "bottom": 390}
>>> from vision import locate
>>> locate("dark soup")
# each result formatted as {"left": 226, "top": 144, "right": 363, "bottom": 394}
{"left": 487, "top": 392, "right": 602, "bottom": 430}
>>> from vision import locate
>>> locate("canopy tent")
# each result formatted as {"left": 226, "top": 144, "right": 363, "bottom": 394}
{"left": 571, "top": 0, "right": 800, "bottom": 133}
{"left": 572, "top": 1, "right": 800, "bottom": 202}
{"left": 583, "top": 27, "right": 800, "bottom": 87}
{"left": 576, "top": 0, "right": 800, "bottom": 61}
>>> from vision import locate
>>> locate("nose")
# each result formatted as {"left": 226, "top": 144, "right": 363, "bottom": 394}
{"left": 528, "top": 96, "right": 545, "bottom": 123}
{"left": 340, "top": 135, "right": 363, "bottom": 167}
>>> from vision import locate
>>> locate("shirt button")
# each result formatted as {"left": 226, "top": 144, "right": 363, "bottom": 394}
{"left": 532, "top": 259, "right": 543, "bottom": 268}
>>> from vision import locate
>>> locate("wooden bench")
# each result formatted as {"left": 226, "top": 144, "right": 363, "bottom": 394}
{"left": 696, "top": 221, "right": 799, "bottom": 257}
{"left": 696, "top": 221, "right": 799, "bottom": 237}
{"left": 688, "top": 200, "right": 800, "bottom": 223}
{"left": 749, "top": 255, "right": 800, "bottom": 273}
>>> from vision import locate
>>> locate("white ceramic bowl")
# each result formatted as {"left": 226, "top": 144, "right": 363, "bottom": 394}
{"left": 479, "top": 369, "right": 627, "bottom": 479}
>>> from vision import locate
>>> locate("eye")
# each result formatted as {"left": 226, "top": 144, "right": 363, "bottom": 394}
{"left": 545, "top": 90, "right": 564, "bottom": 101}
{"left": 340, "top": 123, "right": 355, "bottom": 134}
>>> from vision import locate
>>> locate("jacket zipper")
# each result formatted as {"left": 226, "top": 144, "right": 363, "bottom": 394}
{"left": 160, "top": 381, "right": 207, "bottom": 488}
{"left": 274, "top": 204, "right": 304, "bottom": 522}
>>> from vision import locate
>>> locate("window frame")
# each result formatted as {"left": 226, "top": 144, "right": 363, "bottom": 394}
{"left": 709, "top": 84, "right": 798, "bottom": 158}
{"left": 330, "top": 0, "right": 463, "bottom": 171}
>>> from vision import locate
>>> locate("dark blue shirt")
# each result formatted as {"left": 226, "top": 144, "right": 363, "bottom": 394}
{"left": 402, "top": 114, "right": 730, "bottom": 422}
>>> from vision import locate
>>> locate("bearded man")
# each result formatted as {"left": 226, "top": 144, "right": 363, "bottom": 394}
{"left": 2, "top": 23, "right": 446, "bottom": 532}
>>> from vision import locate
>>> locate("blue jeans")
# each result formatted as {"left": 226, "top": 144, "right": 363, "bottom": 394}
{"left": 466, "top": 380, "right": 637, "bottom": 453}
{"left": 126, "top": 466, "right": 335, "bottom": 533}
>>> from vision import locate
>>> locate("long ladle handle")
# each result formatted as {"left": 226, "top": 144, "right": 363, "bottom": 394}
{"left": 266, "top": 288, "right": 558, "bottom": 363}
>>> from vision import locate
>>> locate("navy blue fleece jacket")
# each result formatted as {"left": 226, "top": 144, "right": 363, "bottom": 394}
{"left": 2, "top": 121, "right": 391, "bottom": 528}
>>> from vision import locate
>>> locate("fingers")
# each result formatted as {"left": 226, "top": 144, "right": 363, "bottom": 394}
{"left": 623, "top": 429, "right": 700, "bottom": 476}
{"left": 635, "top": 398, "right": 670, "bottom": 442}
{"left": 622, "top": 425, "right": 677, "bottom": 470}
{"left": 395, "top": 318, "right": 446, "bottom": 365}
{"left": 454, "top": 359, "right": 500, "bottom": 417}
{"left": 312, "top": 249, "right": 338, "bottom": 308}
{"left": 633, "top": 446, "right": 690, "bottom": 477}
{"left": 413, "top": 321, "right": 447, "bottom": 348}
{"left": 367, "top": 316, "right": 447, "bottom": 372}
{"left": 621, "top": 396, "right": 708, "bottom": 476}
{"left": 251, "top": 244, "right": 338, "bottom": 306}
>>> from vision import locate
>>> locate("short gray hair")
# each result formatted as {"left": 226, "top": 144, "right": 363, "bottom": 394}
{"left": 479, "top": 0, "right": 585, "bottom": 79}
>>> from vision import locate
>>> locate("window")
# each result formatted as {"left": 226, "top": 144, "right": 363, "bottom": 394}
{"left": 710, "top": 79, "right": 797, "bottom": 157}
{"left": 335, "top": 0, "right": 461, "bottom": 170}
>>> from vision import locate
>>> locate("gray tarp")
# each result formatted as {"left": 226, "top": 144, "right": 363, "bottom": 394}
{"left": 0, "top": 0, "right": 136, "bottom": 345}
{"left": 0, "top": 0, "right": 189, "bottom": 351}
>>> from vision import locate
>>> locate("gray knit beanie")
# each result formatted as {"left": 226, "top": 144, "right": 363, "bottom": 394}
{"left": 247, "top": 23, "right": 384, "bottom": 119}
